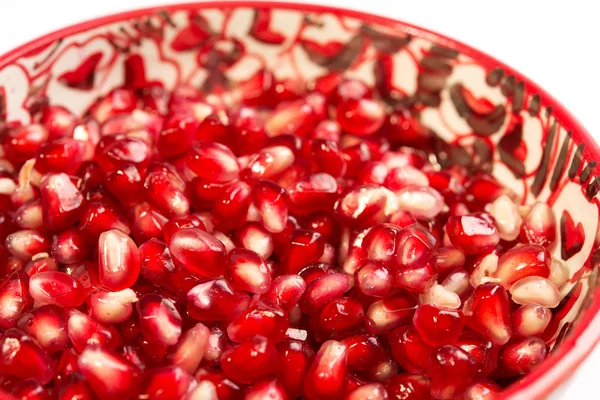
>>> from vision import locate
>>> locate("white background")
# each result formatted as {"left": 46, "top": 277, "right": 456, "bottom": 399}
{"left": 0, "top": 0, "right": 598, "bottom": 398}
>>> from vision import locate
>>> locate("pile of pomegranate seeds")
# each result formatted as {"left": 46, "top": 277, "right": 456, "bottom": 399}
{"left": 0, "top": 73, "right": 566, "bottom": 400}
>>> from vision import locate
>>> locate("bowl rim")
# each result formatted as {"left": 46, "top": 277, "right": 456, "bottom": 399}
{"left": 1, "top": 2, "right": 599, "bottom": 398}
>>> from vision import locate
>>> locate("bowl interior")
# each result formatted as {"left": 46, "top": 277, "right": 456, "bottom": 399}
{"left": 0, "top": 2, "right": 598, "bottom": 398}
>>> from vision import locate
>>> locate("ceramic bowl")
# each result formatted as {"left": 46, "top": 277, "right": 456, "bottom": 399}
{"left": 0, "top": 2, "right": 598, "bottom": 398}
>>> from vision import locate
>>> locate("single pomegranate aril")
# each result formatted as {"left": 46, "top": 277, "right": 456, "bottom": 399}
{"left": 244, "top": 145, "right": 295, "bottom": 181}
{"left": 288, "top": 173, "right": 338, "bottom": 215}
{"left": 88, "top": 288, "right": 138, "bottom": 324}
{"left": 139, "top": 366, "right": 195, "bottom": 400}
{"left": 195, "top": 369, "right": 242, "bottom": 400}
{"left": 509, "top": 276, "right": 560, "bottom": 308}
{"left": 342, "top": 334, "right": 386, "bottom": 373}
{"left": 212, "top": 180, "right": 252, "bottom": 230}
{"left": 520, "top": 201, "right": 556, "bottom": 248}
{"left": 276, "top": 339, "right": 315, "bottom": 398}
{"left": 334, "top": 185, "right": 398, "bottom": 228}
{"left": 462, "top": 283, "right": 512, "bottom": 345}
{"left": 420, "top": 283, "right": 461, "bottom": 310}
{"left": 463, "top": 380, "right": 501, "bottom": 400}
{"left": 344, "top": 383, "right": 388, "bottom": 400}
{"left": 245, "top": 378, "right": 289, "bottom": 400}
{"left": 187, "top": 279, "right": 250, "bottom": 321}
{"left": 98, "top": 229, "right": 140, "bottom": 291}
{"left": 549, "top": 258, "right": 569, "bottom": 288}
{"left": 512, "top": 304, "right": 551, "bottom": 338}
{"left": 395, "top": 223, "right": 437, "bottom": 269}
{"left": 394, "top": 262, "right": 437, "bottom": 294}
{"left": 304, "top": 340, "right": 348, "bottom": 400}
{"left": 336, "top": 98, "right": 385, "bottom": 136}
{"left": 311, "top": 297, "right": 364, "bottom": 340}
{"left": 486, "top": 194, "right": 522, "bottom": 241}
{"left": 280, "top": 230, "right": 325, "bottom": 275}
{"left": 299, "top": 272, "right": 349, "bottom": 314}
{"left": 494, "top": 244, "right": 550, "bottom": 289}
{"left": 0, "top": 328, "right": 53, "bottom": 384}
{"left": 5, "top": 230, "right": 50, "bottom": 261}
{"left": 138, "top": 294, "right": 182, "bottom": 346}
{"left": 385, "top": 374, "right": 431, "bottom": 400}
{"left": 0, "top": 271, "right": 33, "bottom": 328}
{"left": 29, "top": 271, "right": 87, "bottom": 307}
{"left": 227, "top": 300, "right": 289, "bottom": 343}
{"left": 446, "top": 214, "right": 500, "bottom": 255}
{"left": 356, "top": 260, "right": 394, "bottom": 297}
{"left": 413, "top": 304, "right": 463, "bottom": 347}
{"left": 51, "top": 229, "right": 91, "bottom": 264}
{"left": 169, "top": 229, "right": 226, "bottom": 278}
{"left": 396, "top": 186, "right": 444, "bottom": 220}
{"left": 390, "top": 325, "right": 433, "bottom": 375}
{"left": 77, "top": 346, "right": 142, "bottom": 399}
{"left": 235, "top": 222, "right": 274, "bottom": 259}
{"left": 454, "top": 331, "right": 498, "bottom": 380}
{"left": 431, "top": 345, "right": 477, "bottom": 399}
{"left": 498, "top": 337, "right": 547, "bottom": 376}
{"left": 225, "top": 248, "right": 271, "bottom": 294}
{"left": 263, "top": 275, "right": 306, "bottom": 311}
{"left": 139, "top": 239, "right": 176, "bottom": 283}
{"left": 252, "top": 180, "right": 289, "bottom": 233}
{"left": 365, "top": 292, "right": 417, "bottom": 333}
{"left": 16, "top": 304, "right": 68, "bottom": 354}
{"left": 186, "top": 142, "right": 240, "bottom": 183}
{"left": 67, "top": 309, "right": 121, "bottom": 351}
{"left": 220, "top": 335, "right": 278, "bottom": 384}
{"left": 144, "top": 170, "right": 190, "bottom": 217}
{"left": 166, "top": 322, "right": 209, "bottom": 374}
{"left": 39, "top": 173, "right": 84, "bottom": 230}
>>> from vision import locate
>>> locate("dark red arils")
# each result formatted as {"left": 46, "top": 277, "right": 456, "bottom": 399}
{"left": 77, "top": 346, "right": 142, "bottom": 399}
{"left": 431, "top": 345, "right": 477, "bottom": 399}
{"left": 277, "top": 339, "right": 315, "bottom": 399}
{"left": 0, "top": 328, "right": 53, "bottom": 384}
{"left": 413, "top": 304, "right": 464, "bottom": 347}
{"left": 280, "top": 230, "right": 325, "bottom": 275}
{"left": 40, "top": 173, "right": 84, "bottom": 230}
{"left": 187, "top": 279, "right": 250, "bottom": 322}
{"left": 304, "top": 340, "right": 348, "bottom": 400}
{"left": 462, "top": 283, "right": 513, "bottom": 345}
{"left": 299, "top": 272, "right": 350, "bottom": 314}
{"left": 220, "top": 335, "right": 278, "bottom": 385}
{"left": 385, "top": 374, "right": 431, "bottom": 400}
{"left": 67, "top": 310, "right": 122, "bottom": 352}
{"left": 98, "top": 229, "right": 141, "bottom": 291}
{"left": 336, "top": 98, "right": 385, "bottom": 136}
{"left": 497, "top": 337, "right": 547, "bottom": 377}
{"left": 0, "top": 271, "right": 33, "bottom": 328}
{"left": 227, "top": 300, "right": 289, "bottom": 343}
{"left": 16, "top": 304, "right": 68, "bottom": 354}
{"left": 169, "top": 228, "right": 226, "bottom": 278}
{"left": 341, "top": 334, "right": 386, "bottom": 373}
{"left": 446, "top": 214, "right": 500, "bottom": 255}
{"left": 138, "top": 294, "right": 182, "bottom": 346}
{"left": 390, "top": 325, "right": 433, "bottom": 375}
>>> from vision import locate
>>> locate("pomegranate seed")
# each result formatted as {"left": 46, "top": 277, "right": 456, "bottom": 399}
{"left": 67, "top": 309, "right": 121, "bottom": 351}
{"left": 195, "top": 369, "right": 242, "bottom": 400}
{"left": 79, "top": 200, "right": 131, "bottom": 239}
{"left": 509, "top": 276, "right": 560, "bottom": 308}
{"left": 442, "top": 269, "right": 472, "bottom": 299}
{"left": 413, "top": 304, "right": 464, "bottom": 347}
{"left": 244, "top": 146, "right": 295, "bottom": 181}
{"left": 29, "top": 271, "right": 87, "bottom": 307}
{"left": 15, "top": 200, "right": 43, "bottom": 230}
{"left": 420, "top": 284, "right": 461, "bottom": 310}
{"left": 227, "top": 300, "right": 289, "bottom": 343}
{"left": 549, "top": 258, "right": 569, "bottom": 288}
{"left": 335, "top": 185, "right": 399, "bottom": 228}
{"left": 385, "top": 374, "right": 430, "bottom": 400}
{"left": 137, "top": 294, "right": 182, "bottom": 346}
{"left": 139, "top": 239, "right": 176, "bottom": 283}
{"left": 446, "top": 214, "right": 500, "bottom": 255}
{"left": 169, "top": 229, "right": 226, "bottom": 278}
{"left": 5, "top": 230, "right": 50, "bottom": 261}
{"left": 280, "top": 230, "right": 325, "bottom": 275}
{"left": 0, "top": 328, "right": 53, "bottom": 384}
{"left": 311, "top": 297, "right": 364, "bottom": 340}
{"left": 396, "top": 186, "right": 444, "bottom": 220}
{"left": 431, "top": 345, "right": 477, "bottom": 399}
{"left": 396, "top": 223, "right": 437, "bottom": 269}
{"left": 139, "top": 366, "right": 195, "bottom": 400}
{"left": 470, "top": 253, "right": 500, "bottom": 288}
{"left": 339, "top": 334, "right": 385, "bottom": 374}
{"left": 336, "top": 98, "right": 385, "bottom": 136}
{"left": 356, "top": 260, "right": 394, "bottom": 297}
{"left": 463, "top": 380, "right": 501, "bottom": 400}
{"left": 365, "top": 292, "right": 417, "bottom": 333}
{"left": 187, "top": 279, "right": 250, "bottom": 321}
{"left": 265, "top": 99, "right": 317, "bottom": 138}
{"left": 304, "top": 340, "right": 348, "bottom": 400}
{"left": 462, "top": 283, "right": 512, "bottom": 345}
{"left": 263, "top": 275, "right": 306, "bottom": 311}
{"left": 88, "top": 288, "right": 138, "bottom": 324}
{"left": 186, "top": 142, "right": 240, "bottom": 183}
{"left": 16, "top": 304, "right": 68, "bottom": 354}
{"left": 275, "top": 339, "right": 314, "bottom": 398}
{"left": 519, "top": 202, "right": 556, "bottom": 248}
{"left": 463, "top": 175, "right": 508, "bottom": 211}
{"left": 299, "top": 272, "right": 349, "bottom": 314}
{"left": 394, "top": 262, "right": 437, "bottom": 294}
{"left": 390, "top": 325, "right": 433, "bottom": 375}
{"left": 494, "top": 244, "right": 550, "bottom": 289}
{"left": 512, "top": 304, "right": 551, "bottom": 338}
{"left": 39, "top": 105, "right": 78, "bottom": 138}
{"left": 144, "top": 170, "right": 190, "bottom": 217}
{"left": 235, "top": 222, "right": 274, "bottom": 259}
{"left": 98, "top": 229, "right": 140, "bottom": 291}
{"left": 0, "top": 271, "right": 33, "bottom": 328}
{"left": 77, "top": 346, "right": 142, "bottom": 399}
{"left": 228, "top": 107, "right": 268, "bottom": 156}
{"left": 51, "top": 229, "right": 91, "bottom": 264}
{"left": 166, "top": 322, "right": 209, "bottom": 374}
{"left": 220, "top": 335, "right": 278, "bottom": 384}
{"left": 212, "top": 180, "right": 252, "bottom": 230}
{"left": 2, "top": 124, "right": 49, "bottom": 163}
{"left": 244, "top": 378, "right": 288, "bottom": 400}
{"left": 368, "top": 357, "right": 399, "bottom": 383}
{"left": 225, "top": 248, "right": 271, "bottom": 294}
{"left": 498, "top": 336, "right": 547, "bottom": 377}
{"left": 486, "top": 194, "right": 522, "bottom": 241}
{"left": 288, "top": 173, "right": 338, "bottom": 215}
{"left": 384, "top": 166, "right": 429, "bottom": 192}
{"left": 251, "top": 180, "right": 289, "bottom": 233}
{"left": 455, "top": 331, "right": 498, "bottom": 379}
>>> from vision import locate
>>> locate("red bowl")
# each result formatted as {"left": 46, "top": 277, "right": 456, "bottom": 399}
{"left": 1, "top": 2, "right": 598, "bottom": 398}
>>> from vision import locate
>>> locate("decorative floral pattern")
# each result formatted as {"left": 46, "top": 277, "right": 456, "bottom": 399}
{"left": 0, "top": 1, "right": 598, "bottom": 354}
